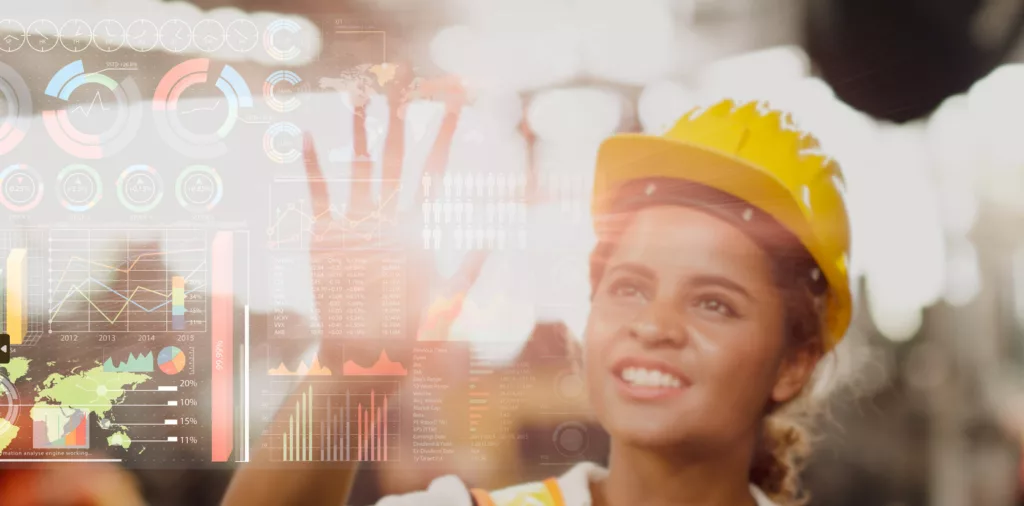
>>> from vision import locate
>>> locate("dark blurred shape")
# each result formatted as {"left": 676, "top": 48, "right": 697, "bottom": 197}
{"left": 804, "top": 0, "right": 1024, "bottom": 122}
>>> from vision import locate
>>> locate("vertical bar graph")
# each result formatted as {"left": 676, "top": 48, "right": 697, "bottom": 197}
{"left": 171, "top": 276, "right": 185, "bottom": 330}
{"left": 211, "top": 232, "right": 234, "bottom": 462}
{"left": 274, "top": 385, "right": 398, "bottom": 462}
{"left": 5, "top": 248, "right": 26, "bottom": 344}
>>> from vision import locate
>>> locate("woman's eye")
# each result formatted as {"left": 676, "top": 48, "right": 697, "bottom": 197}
{"left": 608, "top": 279, "right": 646, "bottom": 300}
{"left": 696, "top": 297, "right": 737, "bottom": 318}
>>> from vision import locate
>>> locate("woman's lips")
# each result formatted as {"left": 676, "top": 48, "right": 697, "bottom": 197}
{"left": 613, "top": 373, "right": 687, "bottom": 401}
{"left": 610, "top": 357, "right": 690, "bottom": 402}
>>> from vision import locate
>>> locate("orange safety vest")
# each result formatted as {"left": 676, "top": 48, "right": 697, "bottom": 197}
{"left": 470, "top": 478, "right": 567, "bottom": 506}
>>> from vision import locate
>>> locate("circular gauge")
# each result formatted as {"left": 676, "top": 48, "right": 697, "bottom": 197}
{"left": 152, "top": 58, "right": 254, "bottom": 158}
{"left": 60, "top": 19, "right": 92, "bottom": 52}
{"left": 26, "top": 19, "right": 59, "bottom": 52}
{"left": 0, "top": 164, "right": 44, "bottom": 212}
{"left": 225, "top": 19, "right": 259, "bottom": 53}
{"left": 0, "top": 62, "right": 32, "bottom": 156}
{"left": 42, "top": 60, "right": 143, "bottom": 160}
{"left": 176, "top": 165, "right": 223, "bottom": 212}
{"left": 57, "top": 164, "right": 103, "bottom": 212}
{"left": 263, "top": 19, "right": 302, "bottom": 61}
{"left": 126, "top": 19, "right": 159, "bottom": 52}
{"left": 160, "top": 19, "right": 192, "bottom": 53}
{"left": 116, "top": 165, "right": 163, "bottom": 213}
{"left": 555, "top": 370, "right": 585, "bottom": 401}
{"left": 552, "top": 421, "right": 589, "bottom": 458}
{"left": 0, "top": 20, "right": 26, "bottom": 52}
{"left": 93, "top": 19, "right": 125, "bottom": 52}
{"left": 263, "top": 122, "right": 302, "bottom": 163}
{"left": 263, "top": 70, "right": 307, "bottom": 112}
{"left": 192, "top": 19, "right": 225, "bottom": 52}
{"left": 0, "top": 377, "right": 21, "bottom": 439}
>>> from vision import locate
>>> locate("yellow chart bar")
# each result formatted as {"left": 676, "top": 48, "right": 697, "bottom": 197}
{"left": 5, "top": 249, "right": 27, "bottom": 344}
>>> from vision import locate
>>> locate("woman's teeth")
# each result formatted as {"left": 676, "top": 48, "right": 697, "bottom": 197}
{"left": 620, "top": 367, "right": 683, "bottom": 388}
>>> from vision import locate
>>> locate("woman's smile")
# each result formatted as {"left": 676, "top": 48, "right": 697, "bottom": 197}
{"left": 610, "top": 355, "right": 690, "bottom": 401}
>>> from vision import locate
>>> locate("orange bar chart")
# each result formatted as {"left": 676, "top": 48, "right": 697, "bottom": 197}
{"left": 5, "top": 248, "right": 26, "bottom": 344}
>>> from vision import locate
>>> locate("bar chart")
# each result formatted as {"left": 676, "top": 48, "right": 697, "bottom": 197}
{"left": 0, "top": 230, "right": 45, "bottom": 346}
{"left": 273, "top": 382, "right": 400, "bottom": 463}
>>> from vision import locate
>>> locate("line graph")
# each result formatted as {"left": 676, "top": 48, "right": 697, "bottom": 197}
{"left": 267, "top": 179, "right": 402, "bottom": 250}
{"left": 48, "top": 229, "right": 208, "bottom": 333}
{"left": 70, "top": 91, "right": 112, "bottom": 117}
{"left": 180, "top": 100, "right": 221, "bottom": 116}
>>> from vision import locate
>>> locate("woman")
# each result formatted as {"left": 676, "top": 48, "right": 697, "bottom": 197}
{"left": 224, "top": 98, "right": 851, "bottom": 506}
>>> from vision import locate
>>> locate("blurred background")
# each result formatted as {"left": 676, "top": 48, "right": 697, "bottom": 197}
{"left": 4, "top": 0, "right": 1024, "bottom": 505}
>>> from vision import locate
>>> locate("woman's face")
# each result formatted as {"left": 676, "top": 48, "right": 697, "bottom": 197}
{"left": 584, "top": 205, "right": 812, "bottom": 451}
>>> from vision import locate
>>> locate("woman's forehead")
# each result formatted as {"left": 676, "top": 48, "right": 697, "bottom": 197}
{"left": 607, "top": 206, "right": 773, "bottom": 272}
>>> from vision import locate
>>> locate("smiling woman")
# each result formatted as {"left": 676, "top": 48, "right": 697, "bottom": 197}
{"left": 223, "top": 98, "right": 852, "bottom": 506}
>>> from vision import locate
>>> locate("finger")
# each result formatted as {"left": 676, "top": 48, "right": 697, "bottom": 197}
{"left": 303, "top": 133, "right": 332, "bottom": 224}
{"left": 381, "top": 97, "right": 406, "bottom": 218}
{"left": 350, "top": 105, "right": 374, "bottom": 219}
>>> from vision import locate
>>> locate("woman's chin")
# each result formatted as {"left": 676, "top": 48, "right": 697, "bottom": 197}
{"left": 605, "top": 417, "right": 688, "bottom": 448}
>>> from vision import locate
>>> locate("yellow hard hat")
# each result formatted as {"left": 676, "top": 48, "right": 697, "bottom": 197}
{"left": 593, "top": 99, "right": 852, "bottom": 350}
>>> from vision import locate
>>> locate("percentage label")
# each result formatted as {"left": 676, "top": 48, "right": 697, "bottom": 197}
{"left": 181, "top": 398, "right": 198, "bottom": 406}
{"left": 180, "top": 379, "right": 198, "bottom": 387}
{"left": 181, "top": 417, "right": 198, "bottom": 425}
{"left": 180, "top": 436, "right": 198, "bottom": 444}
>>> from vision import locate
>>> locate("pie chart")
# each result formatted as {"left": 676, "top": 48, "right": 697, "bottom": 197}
{"left": 158, "top": 346, "right": 186, "bottom": 375}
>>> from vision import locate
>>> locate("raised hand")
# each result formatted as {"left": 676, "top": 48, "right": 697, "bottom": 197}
{"left": 302, "top": 68, "right": 476, "bottom": 346}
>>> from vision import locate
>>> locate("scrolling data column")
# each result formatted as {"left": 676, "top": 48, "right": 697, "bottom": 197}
{"left": 211, "top": 232, "right": 233, "bottom": 462}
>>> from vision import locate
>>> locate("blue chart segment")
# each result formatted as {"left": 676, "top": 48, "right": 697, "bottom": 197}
{"left": 42, "top": 60, "right": 142, "bottom": 159}
{"left": 47, "top": 229, "right": 209, "bottom": 333}
{"left": 153, "top": 59, "right": 253, "bottom": 158}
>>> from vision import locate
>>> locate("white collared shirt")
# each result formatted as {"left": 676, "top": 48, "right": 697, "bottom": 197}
{"left": 374, "top": 462, "right": 779, "bottom": 506}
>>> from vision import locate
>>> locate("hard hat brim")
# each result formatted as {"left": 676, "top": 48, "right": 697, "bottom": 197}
{"left": 593, "top": 133, "right": 851, "bottom": 350}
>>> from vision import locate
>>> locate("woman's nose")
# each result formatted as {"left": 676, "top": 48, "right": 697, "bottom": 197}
{"left": 627, "top": 301, "right": 686, "bottom": 346}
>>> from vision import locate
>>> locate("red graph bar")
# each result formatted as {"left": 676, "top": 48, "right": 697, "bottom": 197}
{"left": 374, "top": 391, "right": 378, "bottom": 462}
{"left": 211, "top": 232, "right": 234, "bottom": 462}
{"left": 357, "top": 403, "right": 363, "bottom": 461}
{"left": 376, "top": 406, "right": 381, "bottom": 461}
{"left": 384, "top": 396, "right": 388, "bottom": 461}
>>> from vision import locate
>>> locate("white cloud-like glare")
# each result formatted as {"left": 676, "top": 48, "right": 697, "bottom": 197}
{"left": 432, "top": 0, "right": 676, "bottom": 91}
{"left": 638, "top": 80, "right": 696, "bottom": 134}
{"left": 527, "top": 87, "right": 624, "bottom": 143}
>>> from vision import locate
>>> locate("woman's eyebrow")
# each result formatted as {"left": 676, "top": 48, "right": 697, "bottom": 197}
{"left": 686, "top": 274, "right": 756, "bottom": 302}
{"left": 606, "top": 262, "right": 656, "bottom": 281}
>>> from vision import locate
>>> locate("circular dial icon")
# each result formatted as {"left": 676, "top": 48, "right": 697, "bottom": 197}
{"left": 0, "top": 164, "right": 44, "bottom": 212}
{"left": 57, "top": 164, "right": 103, "bottom": 212}
{"left": 117, "top": 165, "right": 164, "bottom": 213}
{"left": 60, "top": 19, "right": 92, "bottom": 52}
{"left": 26, "top": 19, "right": 59, "bottom": 52}
{"left": 176, "top": 166, "right": 223, "bottom": 212}
{"left": 192, "top": 19, "right": 225, "bottom": 52}
{"left": 126, "top": 19, "right": 159, "bottom": 52}
{"left": 0, "top": 20, "right": 26, "bottom": 52}
{"left": 225, "top": 19, "right": 259, "bottom": 53}
{"left": 93, "top": 19, "right": 125, "bottom": 52}
{"left": 160, "top": 19, "right": 192, "bottom": 53}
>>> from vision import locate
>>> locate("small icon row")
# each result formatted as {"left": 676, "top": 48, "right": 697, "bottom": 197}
{"left": 0, "top": 18, "right": 294, "bottom": 55}
{"left": 0, "top": 164, "right": 222, "bottom": 214}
